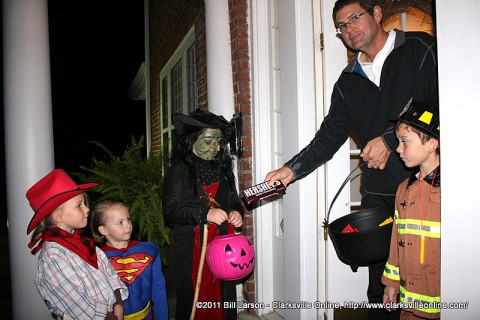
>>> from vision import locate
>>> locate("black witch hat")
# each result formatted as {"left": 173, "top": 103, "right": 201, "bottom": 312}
{"left": 172, "top": 108, "right": 233, "bottom": 139}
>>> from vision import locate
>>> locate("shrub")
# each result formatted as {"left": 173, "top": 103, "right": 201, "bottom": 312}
{"left": 76, "top": 136, "right": 171, "bottom": 264}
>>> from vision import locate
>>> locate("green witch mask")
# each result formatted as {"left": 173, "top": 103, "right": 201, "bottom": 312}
{"left": 193, "top": 128, "right": 223, "bottom": 161}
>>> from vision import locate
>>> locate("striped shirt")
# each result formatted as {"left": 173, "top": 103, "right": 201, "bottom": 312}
{"left": 35, "top": 241, "right": 128, "bottom": 319}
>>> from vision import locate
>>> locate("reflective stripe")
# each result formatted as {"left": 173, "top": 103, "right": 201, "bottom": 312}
{"left": 399, "top": 286, "right": 441, "bottom": 313}
{"left": 396, "top": 218, "right": 441, "bottom": 238}
{"left": 383, "top": 262, "right": 400, "bottom": 281}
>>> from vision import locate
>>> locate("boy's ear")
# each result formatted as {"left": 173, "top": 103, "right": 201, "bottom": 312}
{"left": 98, "top": 225, "right": 108, "bottom": 236}
{"left": 430, "top": 139, "right": 439, "bottom": 151}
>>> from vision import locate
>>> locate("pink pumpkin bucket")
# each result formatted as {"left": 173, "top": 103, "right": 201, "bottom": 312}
{"left": 206, "top": 234, "right": 255, "bottom": 281}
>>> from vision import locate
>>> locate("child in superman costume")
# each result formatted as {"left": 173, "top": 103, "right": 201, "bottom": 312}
{"left": 91, "top": 200, "right": 168, "bottom": 320}
{"left": 163, "top": 109, "right": 244, "bottom": 320}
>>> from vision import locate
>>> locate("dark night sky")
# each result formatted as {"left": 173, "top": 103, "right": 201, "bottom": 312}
{"left": 0, "top": 3, "right": 146, "bottom": 314}
{"left": 48, "top": 0, "right": 146, "bottom": 173}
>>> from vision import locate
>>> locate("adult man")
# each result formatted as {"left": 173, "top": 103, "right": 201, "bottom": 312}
{"left": 265, "top": 1, "right": 437, "bottom": 319}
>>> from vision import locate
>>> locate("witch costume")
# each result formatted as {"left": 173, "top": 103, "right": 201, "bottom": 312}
{"left": 163, "top": 109, "right": 244, "bottom": 320}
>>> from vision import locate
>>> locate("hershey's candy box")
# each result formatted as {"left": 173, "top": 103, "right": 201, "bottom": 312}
{"left": 242, "top": 180, "right": 286, "bottom": 205}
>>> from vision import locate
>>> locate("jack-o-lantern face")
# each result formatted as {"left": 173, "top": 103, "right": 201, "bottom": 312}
{"left": 206, "top": 234, "right": 255, "bottom": 281}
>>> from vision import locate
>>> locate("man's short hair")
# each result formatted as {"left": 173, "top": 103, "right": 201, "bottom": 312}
{"left": 332, "top": 0, "right": 379, "bottom": 24}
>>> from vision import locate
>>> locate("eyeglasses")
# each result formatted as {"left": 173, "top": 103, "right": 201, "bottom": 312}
{"left": 336, "top": 10, "right": 369, "bottom": 35}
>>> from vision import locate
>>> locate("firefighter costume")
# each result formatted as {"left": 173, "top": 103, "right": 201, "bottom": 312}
{"left": 382, "top": 99, "right": 441, "bottom": 319}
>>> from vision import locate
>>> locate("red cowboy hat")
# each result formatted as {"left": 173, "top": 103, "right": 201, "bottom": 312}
{"left": 26, "top": 169, "right": 99, "bottom": 234}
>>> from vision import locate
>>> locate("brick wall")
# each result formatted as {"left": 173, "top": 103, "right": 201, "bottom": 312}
{"left": 227, "top": 0, "right": 256, "bottom": 311}
{"left": 149, "top": 0, "right": 206, "bottom": 155}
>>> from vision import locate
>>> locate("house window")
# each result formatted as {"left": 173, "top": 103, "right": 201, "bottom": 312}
{"left": 160, "top": 28, "right": 197, "bottom": 160}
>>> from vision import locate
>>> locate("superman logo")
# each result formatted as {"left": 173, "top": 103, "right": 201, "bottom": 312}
{"left": 109, "top": 253, "right": 154, "bottom": 284}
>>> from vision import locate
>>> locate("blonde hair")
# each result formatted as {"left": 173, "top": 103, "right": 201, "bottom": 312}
{"left": 30, "top": 206, "right": 62, "bottom": 242}
{"left": 90, "top": 200, "right": 128, "bottom": 244}
{"left": 30, "top": 192, "right": 89, "bottom": 239}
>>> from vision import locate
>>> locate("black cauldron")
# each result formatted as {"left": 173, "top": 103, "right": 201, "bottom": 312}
{"left": 324, "top": 164, "right": 394, "bottom": 272}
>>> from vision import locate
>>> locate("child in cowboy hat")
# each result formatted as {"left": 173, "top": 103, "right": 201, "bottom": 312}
{"left": 26, "top": 169, "right": 128, "bottom": 320}
{"left": 163, "top": 109, "right": 244, "bottom": 320}
{"left": 382, "top": 99, "right": 441, "bottom": 319}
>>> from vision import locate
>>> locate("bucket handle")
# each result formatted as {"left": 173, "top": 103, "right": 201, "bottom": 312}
{"left": 323, "top": 162, "right": 367, "bottom": 240}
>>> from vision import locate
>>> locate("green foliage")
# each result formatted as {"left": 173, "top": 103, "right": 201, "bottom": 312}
{"left": 76, "top": 136, "right": 171, "bottom": 264}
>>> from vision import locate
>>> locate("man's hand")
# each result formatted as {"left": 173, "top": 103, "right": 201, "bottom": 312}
{"left": 360, "top": 137, "right": 391, "bottom": 169}
{"left": 265, "top": 167, "right": 295, "bottom": 186}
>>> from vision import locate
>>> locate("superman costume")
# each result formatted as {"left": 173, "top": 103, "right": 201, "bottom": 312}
{"left": 102, "top": 241, "right": 168, "bottom": 320}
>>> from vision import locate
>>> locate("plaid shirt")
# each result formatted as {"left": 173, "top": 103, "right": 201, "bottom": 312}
{"left": 35, "top": 241, "right": 128, "bottom": 319}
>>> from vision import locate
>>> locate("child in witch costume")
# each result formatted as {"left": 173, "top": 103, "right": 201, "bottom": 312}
{"left": 382, "top": 99, "right": 440, "bottom": 319}
{"left": 26, "top": 169, "right": 128, "bottom": 320}
{"left": 91, "top": 200, "right": 168, "bottom": 320}
{"left": 163, "top": 109, "right": 244, "bottom": 320}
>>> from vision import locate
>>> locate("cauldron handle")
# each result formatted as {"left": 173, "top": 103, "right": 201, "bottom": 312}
{"left": 322, "top": 162, "right": 367, "bottom": 240}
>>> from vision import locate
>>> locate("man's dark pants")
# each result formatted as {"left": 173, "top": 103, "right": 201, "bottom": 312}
{"left": 362, "top": 193, "right": 401, "bottom": 320}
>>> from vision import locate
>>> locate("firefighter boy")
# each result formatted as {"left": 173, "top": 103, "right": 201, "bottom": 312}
{"left": 382, "top": 99, "right": 440, "bottom": 319}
